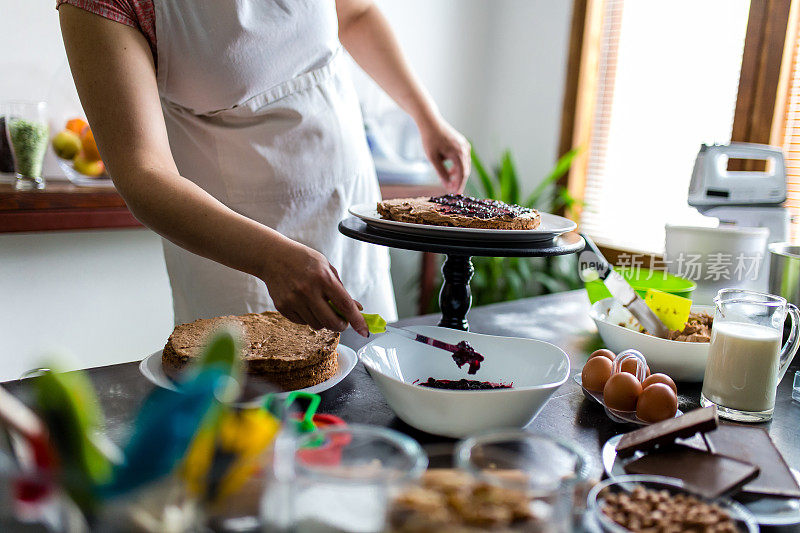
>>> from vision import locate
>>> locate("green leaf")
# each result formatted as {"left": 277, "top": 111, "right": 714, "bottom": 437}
{"left": 530, "top": 271, "right": 566, "bottom": 294}
{"left": 517, "top": 257, "right": 533, "bottom": 280}
{"left": 504, "top": 270, "right": 523, "bottom": 301}
{"left": 498, "top": 151, "right": 519, "bottom": 205}
{"left": 470, "top": 147, "right": 496, "bottom": 199}
{"left": 523, "top": 148, "right": 579, "bottom": 208}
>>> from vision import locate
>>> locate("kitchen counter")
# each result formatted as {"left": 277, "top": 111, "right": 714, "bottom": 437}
{"left": 4, "top": 289, "right": 798, "bottom": 530}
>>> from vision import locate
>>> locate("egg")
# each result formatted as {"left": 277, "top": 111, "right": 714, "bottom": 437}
{"left": 619, "top": 358, "right": 650, "bottom": 380}
{"left": 636, "top": 383, "right": 678, "bottom": 423}
{"left": 603, "top": 372, "right": 642, "bottom": 411}
{"left": 581, "top": 356, "right": 613, "bottom": 392}
{"left": 642, "top": 373, "right": 677, "bottom": 395}
{"left": 589, "top": 349, "right": 616, "bottom": 362}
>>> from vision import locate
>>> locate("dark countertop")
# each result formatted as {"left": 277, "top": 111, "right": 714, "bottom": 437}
{"left": 4, "top": 289, "right": 799, "bottom": 529}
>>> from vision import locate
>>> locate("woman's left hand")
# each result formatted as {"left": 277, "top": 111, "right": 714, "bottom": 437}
{"left": 418, "top": 116, "right": 471, "bottom": 193}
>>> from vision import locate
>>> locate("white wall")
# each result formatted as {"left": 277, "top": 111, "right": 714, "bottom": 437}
{"left": 0, "top": 230, "right": 173, "bottom": 381}
{"left": 0, "top": 0, "right": 573, "bottom": 189}
{"left": 478, "top": 1, "right": 573, "bottom": 190}
{"left": 0, "top": 0, "right": 81, "bottom": 178}
{"left": 365, "top": 0, "right": 573, "bottom": 194}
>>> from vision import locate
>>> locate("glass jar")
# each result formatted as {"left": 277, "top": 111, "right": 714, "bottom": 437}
{"left": 2, "top": 101, "right": 49, "bottom": 190}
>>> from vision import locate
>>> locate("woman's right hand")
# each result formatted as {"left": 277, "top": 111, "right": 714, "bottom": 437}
{"left": 260, "top": 239, "right": 369, "bottom": 337}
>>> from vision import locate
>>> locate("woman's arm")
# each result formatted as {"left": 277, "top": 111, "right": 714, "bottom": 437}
{"left": 336, "top": 0, "right": 471, "bottom": 192}
{"left": 58, "top": 5, "right": 368, "bottom": 336}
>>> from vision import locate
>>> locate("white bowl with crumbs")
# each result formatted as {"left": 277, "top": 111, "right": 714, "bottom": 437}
{"left": 590, "top": 298, "right": 713, "bottom": 382}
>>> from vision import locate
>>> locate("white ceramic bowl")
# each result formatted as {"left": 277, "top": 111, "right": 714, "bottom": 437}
{"left": 589, "top": 297, "right": 712, "bottom": 382}
{"left": 357, "top": 326, "right": 570, "bottom": 438}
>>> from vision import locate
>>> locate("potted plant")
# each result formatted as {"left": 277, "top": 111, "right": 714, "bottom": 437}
{"left": 426, "top": 147, "right": 582, "bottom": 311}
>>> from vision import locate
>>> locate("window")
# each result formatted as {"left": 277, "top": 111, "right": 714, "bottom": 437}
{"left": 779, "top": 8, "right": 800, "bottom": 243}
{"left": 566, "top": 0, "right": 752, "bottom": 253}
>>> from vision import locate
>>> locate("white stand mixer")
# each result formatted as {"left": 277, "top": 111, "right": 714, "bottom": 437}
{"left": 665, "top": 143, "right": 791, "bottom": 303}
{"left": 688, "top": 142, "right": 791, "bottom": 245}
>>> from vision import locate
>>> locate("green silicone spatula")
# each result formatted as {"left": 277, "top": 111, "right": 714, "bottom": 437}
{"left": 329, "top": 303, "right": 484, "bottom": 374}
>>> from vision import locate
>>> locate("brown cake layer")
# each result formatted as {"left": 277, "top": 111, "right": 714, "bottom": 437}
{"left": 377, "top": 195, "right": 540, "bottom": 230}
{"left": 162, "top": 311, "right": 339, "bottom": 390}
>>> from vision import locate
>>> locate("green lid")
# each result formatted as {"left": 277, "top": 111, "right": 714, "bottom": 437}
{"left": 585, "top": 266, "right": 696, "bottom": 304}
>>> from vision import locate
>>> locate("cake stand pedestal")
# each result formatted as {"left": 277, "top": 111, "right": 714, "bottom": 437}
{"left": 339, "top": 217, "right": 585, "bottom": 331}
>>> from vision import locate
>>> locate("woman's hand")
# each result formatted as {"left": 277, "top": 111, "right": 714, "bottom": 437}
{"left": 418, "top": 116, "right": 471, "bottom": 193}
{"left": 335, "top": 1, "right": 470, "bottom": 192}
{"left": 260, "top": 239, "right": 369, "bottom": 337}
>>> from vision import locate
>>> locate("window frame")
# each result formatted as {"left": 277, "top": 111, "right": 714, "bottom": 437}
{"left": 559, "top": 0, "right": 797, "bottom": 257}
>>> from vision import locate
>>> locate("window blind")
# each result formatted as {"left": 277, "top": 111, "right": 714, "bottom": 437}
{"left": 780, "top": 13, "right": 800, "bottom": 244}
{"left": 578, "top": 0, "right": 751, "bottom": 253}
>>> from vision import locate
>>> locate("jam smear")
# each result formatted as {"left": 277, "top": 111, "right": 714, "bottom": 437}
{"left": 429, "top": 194, "right": 533, "bottom": 220}
{"left": 418, "top": 378, "right": 512, "bottom": 390}
{"left": 451, "top": 340, "right": 484, "bottom": 375}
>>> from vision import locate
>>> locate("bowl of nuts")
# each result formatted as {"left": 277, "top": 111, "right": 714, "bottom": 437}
{"left": 587, "top": 475, "right": 758, "bottom": 533}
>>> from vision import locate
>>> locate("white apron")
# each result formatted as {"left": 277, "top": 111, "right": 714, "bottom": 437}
{"left": 152, "top": 0, "right": 397, "bottom": 325}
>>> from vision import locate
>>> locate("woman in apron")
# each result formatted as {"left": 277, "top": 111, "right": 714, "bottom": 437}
{"left": 57, "top": 0, "right": 470, "bottom": 337}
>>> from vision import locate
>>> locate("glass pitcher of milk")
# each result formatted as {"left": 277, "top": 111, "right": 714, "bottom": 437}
{"left": 701, "top": 289, "right": 800, "bottom": 422}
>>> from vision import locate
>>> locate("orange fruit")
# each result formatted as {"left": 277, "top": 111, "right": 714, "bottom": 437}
{"left": 80, "top": 126, "right": 101, "bottom": 162}
{"left": 66, "top": 118, "right": 89, "bottom": 135}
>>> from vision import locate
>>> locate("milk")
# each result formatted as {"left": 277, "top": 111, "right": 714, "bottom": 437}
{"left": 702, "top": 321, "right": 783, "bottom": 412}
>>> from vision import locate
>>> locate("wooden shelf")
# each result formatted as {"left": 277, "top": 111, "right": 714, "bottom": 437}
{"left": 0, "top": 181, "right": 140, "bottom": 233}
{"left": 0, "top": 180, "right": 445, "bottom": 233}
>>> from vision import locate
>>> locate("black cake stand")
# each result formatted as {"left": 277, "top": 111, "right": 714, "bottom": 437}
{"left": 339, "top": 216, "right": 585, "bottom": 331}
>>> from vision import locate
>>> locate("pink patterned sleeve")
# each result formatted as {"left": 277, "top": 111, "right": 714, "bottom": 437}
{"left": 56, "top": 0, "right": 157, "bottom": 64}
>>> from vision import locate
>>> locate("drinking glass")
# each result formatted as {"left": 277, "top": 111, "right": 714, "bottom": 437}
{"left": 263, "top": 424, "right": 426, "bottom": 532}
{"left": 701, "top": 288, "right": 800, "bottom": 422}
{"left": 456, "top": 430, "right": 593, "bottom": 532}
{"left": 2, "top": 101, "right": 49, "bottom": 190}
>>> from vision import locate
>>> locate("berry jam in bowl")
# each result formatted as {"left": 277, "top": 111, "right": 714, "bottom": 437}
{"left": 357, "top": 326, "right": 570, "bottom": 438}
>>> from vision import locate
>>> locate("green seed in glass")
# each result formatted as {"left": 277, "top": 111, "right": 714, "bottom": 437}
{"left": 9, "top": 119, "right": 49, "bottom": 178}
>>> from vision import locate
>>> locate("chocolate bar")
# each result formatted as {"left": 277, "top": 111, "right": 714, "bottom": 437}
{"left": 616, "top": 406, "right": 718, "bottom": 458}
{"left": 624, "top": 444, "right": 759, "bottom": 499}
{"left": 704, "top": 424, "right": 800, "bottom": 499}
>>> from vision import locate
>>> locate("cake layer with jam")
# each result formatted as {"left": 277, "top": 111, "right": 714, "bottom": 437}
{"left": 377, "top": 194, "right": 540, "bottom": 230}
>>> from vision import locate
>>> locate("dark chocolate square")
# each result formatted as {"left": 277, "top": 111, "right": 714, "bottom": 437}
{"left": 624, "top": 444, "right": 759, "bottom": 499}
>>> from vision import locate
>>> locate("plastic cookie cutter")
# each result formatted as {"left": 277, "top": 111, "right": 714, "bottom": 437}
{"left": 264, "top": 391, "right": 321, "bottom": 434}
{"left": 263, "top": 392, "right": 348, "bottom": 451}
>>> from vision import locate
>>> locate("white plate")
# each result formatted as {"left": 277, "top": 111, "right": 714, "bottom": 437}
{"left": 358, "top": 325, "right": 570, "bottom": 438}
{"left": 602, "top": 434, "right": 800, "bottom": 526}
{"left": 590, "top": 298, "right": 713, "bottom": 382}
{"left": 349, "top": 203, "right": 577, "bottom": 243}
{"left": 139, "top": 345, "right": 358, "bottom": 400}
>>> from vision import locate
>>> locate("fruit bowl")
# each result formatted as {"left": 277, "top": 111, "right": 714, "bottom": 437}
{"left": 57, "top": 158, "right": 114, "bottom": 188}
